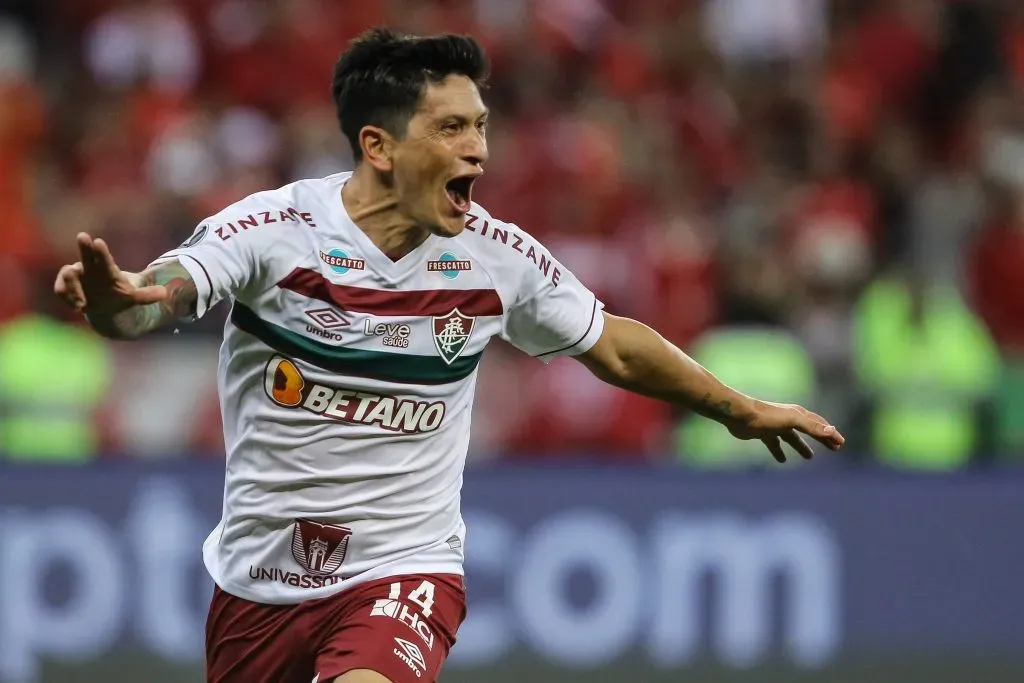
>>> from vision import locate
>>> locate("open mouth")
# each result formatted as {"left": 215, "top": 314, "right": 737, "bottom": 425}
{"left": 445, "top": 175, "right": 476, "bottom": 214}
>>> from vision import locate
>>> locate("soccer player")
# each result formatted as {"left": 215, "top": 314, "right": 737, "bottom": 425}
{"left": 54, "top": 28, "right": 844, "bottom": 683}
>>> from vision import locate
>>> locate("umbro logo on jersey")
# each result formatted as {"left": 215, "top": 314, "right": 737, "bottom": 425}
{"left": 393, "top": 637, "right": 427, "bottom": 676}
{"left": 427, "top": 251, "right": 471, "bottom": 279}
{"left": 432, "top": 308, "right": 475, "bottom": 365}
{"left": 320, "top": 249, "right": 365, "bottom": 274}
{"left": 304, "top": 308, "right": 347, "bottom": 342}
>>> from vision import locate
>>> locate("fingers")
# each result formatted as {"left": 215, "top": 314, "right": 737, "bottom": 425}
{"left": 91, "top": 238, "right": 121, "bottom": 275}
{"left": 781, "top": 429, "right": 815, "bottom": 460}
{"left": 54, "top": 263, "right": 86, "bottom": 310}
{"left": 131, "top": 285, "right": 169, "bottom": 305}
{"left": 77, "top": 233, "right": 98, "bottom": 267}
{"left": 793, "top": 407, "right": 845, "bottom": 451}
{"left": 77, "top": 233, "right": 119, "bottom": 280}
{"left": 810, "top": 422, "right": 845, "bottom": 450}
{"left": 762, "top": 436, "right": 787, "bottom": 464}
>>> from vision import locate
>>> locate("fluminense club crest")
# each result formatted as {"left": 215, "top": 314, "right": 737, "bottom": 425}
{"left": 290, "top": 519, "right": 352, "bottom": 577}
{"left": 432, "top": 308, "right": 475, "bottom": 365}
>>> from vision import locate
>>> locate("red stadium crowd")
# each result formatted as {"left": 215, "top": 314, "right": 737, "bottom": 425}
{"left": 2, "top": 0, "right": 1023, "bottom": 464}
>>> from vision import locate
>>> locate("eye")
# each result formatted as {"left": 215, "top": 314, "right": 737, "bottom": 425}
{"left": 476, "top": 120, "right": 488, "bottom": 132}
{"left": 442, "top": 121, "right": 462, "bottom": 134}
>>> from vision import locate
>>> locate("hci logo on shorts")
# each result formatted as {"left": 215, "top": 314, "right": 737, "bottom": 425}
{"left": 290, "top": 519, "right": 352, "bottom": 577}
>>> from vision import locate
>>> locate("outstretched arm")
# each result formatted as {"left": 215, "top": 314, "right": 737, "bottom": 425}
{"left": 88, "top": 261, "right": 197, "bottom": 340}
{"left": 54, "top": 232, "right": 198, "bottom": 340}
{"left": 576, "top": 312, "right": 844, "bottom": 462}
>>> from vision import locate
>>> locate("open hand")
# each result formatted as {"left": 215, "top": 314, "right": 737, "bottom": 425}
{"left": 727, "top": 400, "right": 845, "bottom": 463}
{"left": 54, "top": 233, "right": 168, "bottom": 316}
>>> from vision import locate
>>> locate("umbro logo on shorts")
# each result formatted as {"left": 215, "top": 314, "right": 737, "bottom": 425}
{"left": 393, "top": 636, "right": 426, "bottom": 676}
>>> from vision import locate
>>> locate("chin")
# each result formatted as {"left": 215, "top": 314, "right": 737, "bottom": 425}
{"left": 431, "top": 216, "right": 465, "bottom": 238}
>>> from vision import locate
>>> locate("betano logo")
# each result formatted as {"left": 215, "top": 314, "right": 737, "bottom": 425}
{"left": 263, "top": 356, "right": 446, "bottom": 433}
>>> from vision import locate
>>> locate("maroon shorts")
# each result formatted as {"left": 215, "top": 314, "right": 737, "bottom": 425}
{"left": 205, "top": 573, "right": 466, "bottom": 683}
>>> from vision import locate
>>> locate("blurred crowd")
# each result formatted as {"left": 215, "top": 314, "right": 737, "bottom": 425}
{"left": 2, "top": 0, "right": 1023, "bottom": 468}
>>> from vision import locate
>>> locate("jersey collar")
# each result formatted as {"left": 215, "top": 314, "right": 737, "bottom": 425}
{"left": 331, "top": 174, "right": 441, "bottom": 281}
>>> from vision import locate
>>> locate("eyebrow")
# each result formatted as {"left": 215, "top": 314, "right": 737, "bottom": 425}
{"left": 444, "top": 109, "right": 490, "bottom": 124}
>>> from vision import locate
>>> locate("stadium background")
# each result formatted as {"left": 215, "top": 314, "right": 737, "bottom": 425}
{"left": 1, "top": 0, "right": 1023, "bottom": 681}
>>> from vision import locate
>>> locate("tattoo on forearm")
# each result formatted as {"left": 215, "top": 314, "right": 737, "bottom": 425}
{"left": 110, "top": 263, "right": 197, "bottom": 339}
{"left": 697, "top": 392, "right": 734, "bottom": 419}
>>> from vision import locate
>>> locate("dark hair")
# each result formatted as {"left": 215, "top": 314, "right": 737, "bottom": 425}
{"left": 331, "top": 28, "right": 490, "bottom": 163}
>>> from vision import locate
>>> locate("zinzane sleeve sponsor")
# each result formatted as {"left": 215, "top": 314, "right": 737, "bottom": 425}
{"left": 150, "top": 201, "right": 311, "bottom": 319}
{"left": 500, "top": 236, "right": 605, "bottom": 363}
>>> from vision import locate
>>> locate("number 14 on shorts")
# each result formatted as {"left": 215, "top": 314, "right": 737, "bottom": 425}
{"left": 369, "top": 580, "right": 437, "bottom": 651}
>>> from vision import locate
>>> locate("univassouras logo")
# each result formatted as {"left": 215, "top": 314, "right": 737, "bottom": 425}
{"left": 291, "top": 519, "right": 351, "bottom": 575}
{"left": 247, "top": 567, "right": 341, "bottom": 588}
{"left": 320, "top": 249, "right": 365, "bottom": 274}
{"left": 263, "top": 356, "right": 446, "bottom": 433}
{"left": 237, "top": 516, "right": 355, "bottom": 590}
{"left": 426, "top": 251, "right": 471, "bottom": 279}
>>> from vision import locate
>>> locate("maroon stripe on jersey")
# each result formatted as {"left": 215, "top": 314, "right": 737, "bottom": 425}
{"left": 277, "top": 267, "right": 504, "bottom": 317}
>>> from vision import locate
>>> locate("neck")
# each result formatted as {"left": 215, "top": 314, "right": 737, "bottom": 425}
{"left": 342, "top": 166, "right": 430, "bottom": 261}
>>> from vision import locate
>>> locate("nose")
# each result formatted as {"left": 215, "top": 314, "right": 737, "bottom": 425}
{"left": 462, "top": 128, "right": 488, "bottom": 168}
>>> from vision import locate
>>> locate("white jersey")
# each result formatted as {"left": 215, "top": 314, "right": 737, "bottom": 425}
{"left": 154, "top": 172, "right": 604, "bottom": 604}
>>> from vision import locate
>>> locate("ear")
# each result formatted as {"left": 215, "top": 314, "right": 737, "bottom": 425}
{"left": 359, "top": 126, "right": 395, "bottom": 173}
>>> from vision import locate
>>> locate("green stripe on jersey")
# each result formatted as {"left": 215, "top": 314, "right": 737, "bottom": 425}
{"left": 231, "top": 303, "right": 483, "bottom": 385}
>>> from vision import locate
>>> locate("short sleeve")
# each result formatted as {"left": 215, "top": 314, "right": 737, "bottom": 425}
{"left": 500, "top": 241, "right": 606, "bottom": 363}
{"left": 149, "top": 189, "right": 316, "bottom": 319}
{"left": 149, "top": 219, "right": 258, "bottom": 319}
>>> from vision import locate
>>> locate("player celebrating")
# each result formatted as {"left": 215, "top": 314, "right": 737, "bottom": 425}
{"left": 54, "top": 28, "right": 844, "bottom": 683}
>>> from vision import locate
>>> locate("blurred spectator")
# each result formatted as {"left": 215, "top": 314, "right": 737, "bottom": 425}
{"left": 0, "top": 286, "right": 112, "bottom": 461}
{"left": 703, "top": 0, "right": 826, "bottom": 66}
{"left": 673, "top": 325, "right": 818, "bottom": 468}
{"left": 853, "top": 271, "right": 999, "bottom": 470}
{"left": 0, "top": 16, "right": 46, "bottom": 267}
{"left": 84, "top": 0, "right": 200, "bottom": 95}
{"left": 970, "top": 193, "right": 1024, "bottom": 356}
